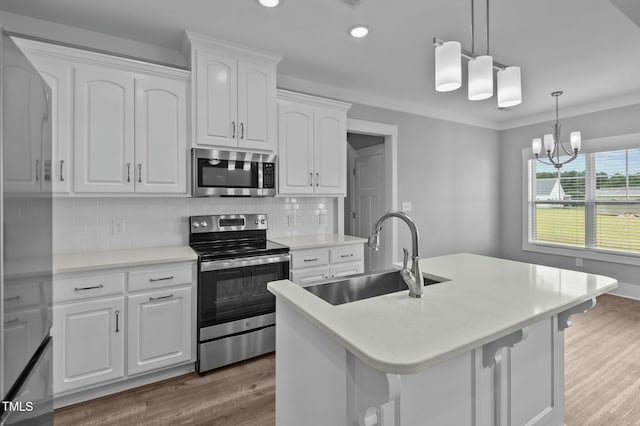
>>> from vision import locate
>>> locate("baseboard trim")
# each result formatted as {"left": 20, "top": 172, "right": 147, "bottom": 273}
{"left": 607, "top": 282, "right": 640, "bottom": 301}
{"left": 53, "top": 362, "right": 196, "bottom": 409}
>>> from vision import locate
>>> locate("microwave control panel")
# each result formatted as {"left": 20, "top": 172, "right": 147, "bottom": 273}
{"left": 262, "top": 163, "right": 275, "bottom": 189}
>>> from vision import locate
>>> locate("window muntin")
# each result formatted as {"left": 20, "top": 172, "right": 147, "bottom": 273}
{"left": 530, "top": 148, "right": 640, "bottom": 256}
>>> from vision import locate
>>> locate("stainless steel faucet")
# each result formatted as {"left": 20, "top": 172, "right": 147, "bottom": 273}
{"left": 367, "top": 211, "right": 424, "bottom": 298}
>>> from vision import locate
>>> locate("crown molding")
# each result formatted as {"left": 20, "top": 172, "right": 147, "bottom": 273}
{"left": 497, "top": 91, "right": 640, "bottom": 130}
{"left": 276, "top": 74, "right": 501, "bottom": 130}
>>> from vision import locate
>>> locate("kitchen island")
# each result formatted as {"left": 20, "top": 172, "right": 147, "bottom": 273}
{"left": 267, "top": 253, "right": 618, "bottom": 426}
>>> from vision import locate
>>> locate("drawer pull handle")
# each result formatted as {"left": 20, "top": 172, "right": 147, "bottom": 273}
{"left": 4, "top": 296, "right": 21, "bottom": 302}
{"left": 74, "top": 284, "right": 104, "bottom": 292}
{"left": 149, "top": 294, "right": 173, "bottom": 301}
{"left": 303, "top": 258, "right": 319, "bottom": 262}
{"left": 115, "top": 310, "right": 120, "bottom": 333}
{"left": 149, "top": 276, "right": 174, "bottom": 282}
{"left": 4, "top": 318, "right": 19, "bottom": 325}
{"left": 340, "top": 254, "right": 354, "bottom": 258}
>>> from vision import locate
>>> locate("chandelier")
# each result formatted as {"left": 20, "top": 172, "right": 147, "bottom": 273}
{"left": 532, "top": 91, "right": 582, "bottom": 169}
{"left": 433, "top": 0, "right": 522, "bottom": 108}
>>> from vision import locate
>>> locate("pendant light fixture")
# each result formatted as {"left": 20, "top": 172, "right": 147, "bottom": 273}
{"left": 532, "top": 91, "right": 581, "bottom": 169}
{"left": 434, "top": 0, "right": 522, "bottom": 107}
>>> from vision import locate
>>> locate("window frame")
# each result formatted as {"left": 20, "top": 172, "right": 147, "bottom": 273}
{"left": 522, "top": 132, "right": 640, "bottom": 266}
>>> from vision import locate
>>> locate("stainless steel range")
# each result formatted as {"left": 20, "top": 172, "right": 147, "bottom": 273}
{"left": 189, "top": 214, "right": 289, "bottom": 372}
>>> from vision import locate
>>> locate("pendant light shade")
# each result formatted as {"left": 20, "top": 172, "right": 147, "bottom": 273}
{"left": 497, "top": 66, "right": 522, "bottom": 108}
{"left": 468, "top": 55, "right": 493, "bottom": 100}
{"left": 435, "top": 41, "right": 462, "bottom": 92}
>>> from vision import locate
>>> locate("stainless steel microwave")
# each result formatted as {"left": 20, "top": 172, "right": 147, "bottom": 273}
{"left": 192, "top": 149, "right": 276, "bottom": 197}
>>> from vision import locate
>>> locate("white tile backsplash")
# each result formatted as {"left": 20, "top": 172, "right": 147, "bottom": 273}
{"left": 52, "top": 197, "right": 335, "bottom": 254}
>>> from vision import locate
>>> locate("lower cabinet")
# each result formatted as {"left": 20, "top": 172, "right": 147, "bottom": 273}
{"left": 290, "top": 244, "right": 364, "bottom": 287}
{"left": 127, "top": 286, "right": 192, "bottom": 375}
{"left": 52, "top": 297, "right": 125, "bottom": 394}
{"left": 52, "top": 261, "right": 195, "bottom": 398}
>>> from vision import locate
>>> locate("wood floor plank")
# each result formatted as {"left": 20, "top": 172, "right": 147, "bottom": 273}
{"left": 54, "top": 294, "right": 640, "bottom": 425}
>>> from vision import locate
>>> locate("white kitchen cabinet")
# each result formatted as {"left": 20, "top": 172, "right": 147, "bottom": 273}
{"left": 22, "top": 55, "right": 74, "bottom": 193}
{"left": 277, "top": 90, "right": 351, "bottom": 196}
{"left": 52, "top": 296, "right": 125, "bottom": 394}
{"left": 1, "top": 45, "right": 51, "bottom": 194}
{"left": 127, "top": 286, "right": 192, "bottom": 375}
{"left": 13, "top": 38, "right": 189, "bottom": 196}
{"left": 52, "top": 261, "right": 195, "bottom": 400}
{"left": 134, "top": 75, "right": 187, "bottom": 193}
{"left": 290, "top": 243, "right": 364, "bottom": 287}
{"left": 187, "top": 32, "right": 280, "bottom": 152}
{"left": 74, "top": 63, "right": 135, "bottom": 193}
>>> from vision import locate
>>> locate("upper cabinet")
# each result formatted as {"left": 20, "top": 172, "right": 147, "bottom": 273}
{"left": 186, "top": 32, "right": 281, "bottom": 152}
{"left": 13, "top": 38, "right": 189, "bottom": 195}
{"left": 277, "top": 90, "right": 351, "bottom": 196}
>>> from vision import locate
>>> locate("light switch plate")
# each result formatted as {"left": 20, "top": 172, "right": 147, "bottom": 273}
{"left": 288, "top": 214, "right": 296, "bottom": 226}
{"left": 402, "top": 202, "right": 413, "bottom": 212}
{"left": 112, "top": 219, "right": 125, "bottom": 235}
{"left": 575, "top": 257, "right": 583, "bottom": 267}
{"left": 319, "top": 210, "right": 327, "bottom": 225}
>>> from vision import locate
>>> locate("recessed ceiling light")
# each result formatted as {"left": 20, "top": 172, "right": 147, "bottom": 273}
{"left": 349, "top": 25, "right": 370, "bottom": 38}
{"left": 258, "top": 0, "right": 279, "bottom": 7}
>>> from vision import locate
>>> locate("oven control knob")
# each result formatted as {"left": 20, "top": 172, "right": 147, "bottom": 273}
{"left": 260, "top": 219, "right": 266, "bottom": 225}
{"left": 254, "top": 219, "right": 260, "bottom": 225}
{"left": 193, "top": 222, "right": 200, "bottom": 228}
{"left": 200, "top": 221, "right": 208, "bottom": 228}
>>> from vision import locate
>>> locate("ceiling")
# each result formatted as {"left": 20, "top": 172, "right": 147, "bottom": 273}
{"left": 2, "top": 0, "right": 640, "bottom": 129}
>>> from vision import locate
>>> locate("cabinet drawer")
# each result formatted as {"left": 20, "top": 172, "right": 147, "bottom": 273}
{"left": 291, "top": 249, "right": 329, "bottom": 269}
{"left": 329, "top": 245, "right": 364, "bottom": 264}
{"left": 4, "top": 278, "right": 45, "bottom": 310}
{"left": 291, "top": 266, "right": 330, "bottom": 287}
{"left": 329, "top": 261, "right": 364, "bottom": 279}
{"left": 128, "top": 264, "right": 192, "bottom": 292}
{"left": 54, "top": 273, "right": 125, "bottom": 303}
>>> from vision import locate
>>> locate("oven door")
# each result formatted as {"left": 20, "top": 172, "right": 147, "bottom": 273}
{"left": 198, "top": 254, "right": 289, "bottom": 335}
{"left": 192, "top": 149, "right": 276, "bottom": 197}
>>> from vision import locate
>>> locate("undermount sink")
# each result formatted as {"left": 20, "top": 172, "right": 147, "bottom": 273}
{"left": 303, "top": 270, "right": 449, "bottom": 306}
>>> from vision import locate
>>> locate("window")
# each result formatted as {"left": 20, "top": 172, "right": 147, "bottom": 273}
{"left": 526, "top": 144, "right": 640, "bottom": 263}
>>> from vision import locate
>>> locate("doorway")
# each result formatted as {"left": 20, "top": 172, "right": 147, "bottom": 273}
{"left": 339, "top": 119, "right": 398, "bottom": 272}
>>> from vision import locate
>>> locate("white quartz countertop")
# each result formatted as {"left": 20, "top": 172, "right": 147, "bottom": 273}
{"left": 269, "top": 234, "right": 367, "bottom": 250}
{"left": 268, "top": 253, "right": 618, "bottom": 374}
{"left": 53, "top": 246, "right": 197, "bottom": 274}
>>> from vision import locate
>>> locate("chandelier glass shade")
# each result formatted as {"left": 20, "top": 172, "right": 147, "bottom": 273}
{"left": 532, "top": 91, "right": 582, "bottom": 169}
{"left": 434, "top": 41, "right": 462, "bottom": 92}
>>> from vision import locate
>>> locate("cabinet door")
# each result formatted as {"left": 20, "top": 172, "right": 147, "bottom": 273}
{"left": 127, "top": 286, "right": 192, "bottom": 375}
{"left": 278, "top": 101, "right": 315, "bottom": 194}
{"left": 52, "top": 297, "right": 124, "bottom": 394}
{"left": 74, "top": 64, "right": 134, "bottom": 192}
{"left": 195, "top": 50, "right": 237, "bottom": 147}
{"left": 291, "top": 266, "right": 330, "bottom": 287}
{"left": 237, "top": 60, "right": 276, "bottom": 151}
{"left": 134, "top": 75, "right": 187, "bottom": 193}
{"left": 31, "top": 57, "right": 73, "bottom": 193}
{"left": 314, "top": 107, "right": 347, "bottom": 195}
{"left": 2, "top": 58, "right": 46, "bottom": 193}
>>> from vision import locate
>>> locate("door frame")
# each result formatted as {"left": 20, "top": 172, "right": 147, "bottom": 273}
{"left": 337, "top": 119, "right": 398, "bottom": 266}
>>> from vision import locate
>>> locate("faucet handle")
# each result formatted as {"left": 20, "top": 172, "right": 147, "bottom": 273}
{"left": 402, "top": 248, "right": 409, "bottom": 270}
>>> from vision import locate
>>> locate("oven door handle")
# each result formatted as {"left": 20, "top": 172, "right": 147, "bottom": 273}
{"left": 200, "top": 254, "right": 290, "bottom": 272}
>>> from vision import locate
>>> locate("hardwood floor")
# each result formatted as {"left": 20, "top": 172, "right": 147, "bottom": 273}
{"left": 54, "top": 294, "right": 640, "bottom": 426}
{"left": 54, "top": 354, "right": 275, "bottom": 426}
{"left": 565, "top": 294, "right": 640, "bottom": 426}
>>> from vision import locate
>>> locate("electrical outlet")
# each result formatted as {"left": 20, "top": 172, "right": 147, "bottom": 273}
{"left": 288, "top": 214, "right": 296, "bottom": 226}
{"left": 319, "top": 210, "right": 328, "bottom": 225}
{"left": 112, "top": 219, "right": 126, "bottom": 235}
{"left": 402, "top": 202, "right": 413, "bottom": 212}
{"left": 575, "top": 257, "right": 583, "bottom": 267}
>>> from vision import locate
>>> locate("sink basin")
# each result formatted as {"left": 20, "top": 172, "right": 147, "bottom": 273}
{"left": 303, "top": 270, "right": 448, "bottom": 305}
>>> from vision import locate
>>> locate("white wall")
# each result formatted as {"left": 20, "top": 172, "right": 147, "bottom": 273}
{"left": 499, "top": 103, "right": 640, "bottom": 292}
{"left": 347, "top": 105, "right": 502, "bottom": 259}
{"left": 52, "top": 197, "right": 334, "bottom": 254}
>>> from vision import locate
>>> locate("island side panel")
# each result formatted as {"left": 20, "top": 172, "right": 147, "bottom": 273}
{"left": 275, "top": 299, "right": 348, "bottom": 426}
